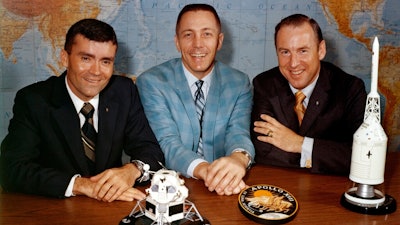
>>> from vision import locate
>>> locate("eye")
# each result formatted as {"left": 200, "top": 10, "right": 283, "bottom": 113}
{"left": 102, "top": 59, "right": 113, "bottom": 66}
{"left": 81, "top": 56, "right": 90, "bottom": 62}
{"left": 204, "top": 32, "right": 212, "bottom": 37}
{"left": 279, "top": 50, "right": 290, "bottom": 56}
{"left": 299, "top": 49, "right": 308, "bottom": 54}
{"left": 182, "top": 32, "right": 192, "bottom": 38}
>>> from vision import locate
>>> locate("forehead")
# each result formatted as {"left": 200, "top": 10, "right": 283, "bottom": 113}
{"left": 276, "top": 23, "right": 317, "bottom": 47}
{"left": 71, "top": 35, "right": 117, "bottom": 55}
{"left": 178, "top": 10, "right": 220, "bottom": 32}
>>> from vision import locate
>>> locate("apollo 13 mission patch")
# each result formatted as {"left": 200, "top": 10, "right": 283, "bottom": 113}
{"left": 238, "top": 184, "right": 298, "bottom": 224}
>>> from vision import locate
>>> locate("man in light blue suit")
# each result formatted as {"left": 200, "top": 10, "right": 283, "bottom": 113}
{"left": 136, "top": 4, "right": 255, "bottom": 196}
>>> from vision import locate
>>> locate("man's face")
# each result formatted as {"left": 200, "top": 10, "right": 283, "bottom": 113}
{"left": 175, "top": 10, "right": 224, "bottom": 79}
{"left": 276, "top": 23, "right": 326, "bottom": 90}
{"left": 61, "top": 34, "right": 117, "bottom": 101}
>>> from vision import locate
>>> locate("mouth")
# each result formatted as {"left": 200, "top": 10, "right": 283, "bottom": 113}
{"left": 290, "top": 70, "right": 303, "bottom": 75}
{"left": 190, "top": 53, "right": 207, "bottom": 58}
{"left": 84, "top": 77, "right": 102, "bottom": 84}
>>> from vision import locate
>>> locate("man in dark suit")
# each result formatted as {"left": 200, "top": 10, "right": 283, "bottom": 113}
{"left": 0, "top": 19, "right": 164, "bottom": 202}
{"left": 251, "top": 14, "right": 367, "bottom": 175}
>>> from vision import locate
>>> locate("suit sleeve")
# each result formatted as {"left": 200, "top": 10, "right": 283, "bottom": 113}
{"left": 251, "top": 72, "right": 303, "bottom": 169}
{"left": 136, "top": 73, "right": 201, "bottom": 177}
{"left": 121, "top": 80, "right": 165, "bottom": 175}
{"left": 0, "top": 89, "right": 72, "bottom": 198}
{"left": 311, "top": 77, "right": 367, "bottom": 174}
{"left": 223, "top": 74, "right": 255, "bottom": 159}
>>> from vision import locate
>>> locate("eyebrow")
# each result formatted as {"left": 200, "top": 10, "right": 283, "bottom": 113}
{"left": 78, "top": 51, "right": 115, "bottom": 61}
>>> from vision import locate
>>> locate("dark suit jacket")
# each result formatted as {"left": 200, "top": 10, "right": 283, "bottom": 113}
{"left": 251, "top": 61, "right": 367, "bottom": 175}
{"left": 0, "top": 72, "right": 164, "bottom": 198}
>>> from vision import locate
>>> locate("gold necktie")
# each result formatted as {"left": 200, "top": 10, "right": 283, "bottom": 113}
{"left": 294, "top": 91, "right": 306, "bottom": 125}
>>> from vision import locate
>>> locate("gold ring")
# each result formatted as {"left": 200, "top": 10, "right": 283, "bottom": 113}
{"left": 266, "top": 131, "right": 273, "bottom": 137}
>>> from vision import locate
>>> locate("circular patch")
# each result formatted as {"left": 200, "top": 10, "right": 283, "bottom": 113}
{"left": 238, "top": 184, "right": 298, "bottom": 224}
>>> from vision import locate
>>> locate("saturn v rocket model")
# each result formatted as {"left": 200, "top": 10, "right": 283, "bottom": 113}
{"left": 341, "top": 37, "right": 396, "bottom": 214}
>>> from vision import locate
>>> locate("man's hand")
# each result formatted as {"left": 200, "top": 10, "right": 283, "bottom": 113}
{"left": 73, "top": 163, "right": 146, "bottom": 202}
{"left": 254, "top": 114, "right": 304, "bottom": 153}
{"left": 204, "top": 153, "right": 248, "bottom": 196}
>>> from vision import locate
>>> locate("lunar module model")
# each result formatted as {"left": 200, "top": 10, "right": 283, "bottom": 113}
{"left": 340, "top": 37, "right": 396, "bottom": 214}
{"left": 120, "top": 167, "right": 210, "bottom": 225}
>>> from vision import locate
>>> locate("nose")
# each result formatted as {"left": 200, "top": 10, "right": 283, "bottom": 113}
{"left": 90, "top": 61, "right": 101, "bottom": 75}
{"left": 193, "top": 35, "right": 202, "bottom": 48}
{"left": 289, "top": 54, "right": 299, "bottom": 68}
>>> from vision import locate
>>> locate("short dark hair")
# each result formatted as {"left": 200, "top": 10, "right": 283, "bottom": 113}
{"left": 274, "top": 14, "right": 323, "bottom": 48}
{"left": 175, "top": 3, "right": 221, "bottom": 35}
{"left": 64, "top": 18, "right": 118, "bottom": 54}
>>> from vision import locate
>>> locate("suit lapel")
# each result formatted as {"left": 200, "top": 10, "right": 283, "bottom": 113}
{"left": 202, "top": 68, "right": 219, "bottom": 160}
{"left": 274, "top": 77, "right": 299, "bottom": 130}
{"left": 96, "top": 85, "right": 119, "bottom": 171}
{"left": 301, "top": 69, "right": 331, "bottom": 133}
{"left": 51, "top": 73, "right": 90, "bottom": 174}
{"left": 173, "top": 62, "right": 202, "bottom": 149}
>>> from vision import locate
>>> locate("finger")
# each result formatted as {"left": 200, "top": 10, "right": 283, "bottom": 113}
{"left": 96, "top": 181, "right": 113, "bottom": 200}
{"left": 204, "top": 162, "right": 221, "bottom": 187}
{"left": 90, "top": 171, "right": 111, "bottom": 196}
{"left": 253, "top": 121, "right": 267, "bottom": 128}
{"left": 223, "top": 178, "right": 245, "bottom": 195}
{"left": 102, "top": 185, "right": 123, "bottom": 202}
{"left": 117, "top": 188, "right": 146, "bottom": 201}
{"left": 206, "top": 166, "right": 226, "bottom": 192}
{"left": 261, "top": 114, "right": 282, "bottom": 128}
{"left": 257, "top": 135, "right": 274, "bottom": 145}
{"left": 214, "top": 173, "right": 236, "bottom": 194}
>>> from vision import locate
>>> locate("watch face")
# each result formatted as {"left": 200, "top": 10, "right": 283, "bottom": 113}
{"left": 238, "top": 184, "right": 298, "bottom": 224}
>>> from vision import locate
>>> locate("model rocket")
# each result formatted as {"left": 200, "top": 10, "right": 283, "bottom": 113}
{"left": 341, "top": 37, "right": 396, "bottom": 215}
{"left": 350, "top": 36, "right": 387, "bottom": 186}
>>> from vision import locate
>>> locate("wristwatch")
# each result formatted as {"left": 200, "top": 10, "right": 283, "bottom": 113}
{"left": 233, "top": 150, "right": 252, "bottom": 170}
{"left": 131, "top": 160, "right": 150, "bottom": 182}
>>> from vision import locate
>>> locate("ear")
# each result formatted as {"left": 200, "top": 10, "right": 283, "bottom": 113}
{"left": 60, "top": 49, "right": 69, "bottom": 67}
{"left": 217, "top": 33, "right": 224, "bottom": 51}
{"left": 174, "top": 35, "right": 181, "bottom": 52}
{"left": 318, "top": 40, "right": 326, "bottom": 60}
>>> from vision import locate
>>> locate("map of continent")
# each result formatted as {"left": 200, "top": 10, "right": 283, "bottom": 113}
{"left": 1, "top": 0, "right": 399, "bottom": 151}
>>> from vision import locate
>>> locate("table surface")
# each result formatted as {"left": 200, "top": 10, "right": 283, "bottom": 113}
{"left": 1, "top": 153, "right": 398, "bottom": 225}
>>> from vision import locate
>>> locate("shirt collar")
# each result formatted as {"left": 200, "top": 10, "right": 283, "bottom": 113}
{"left": 182, "top": 63, "right": 213, "bottom": 98}
{"left": 289, "top": 75, "right": 319, "bottom": 106}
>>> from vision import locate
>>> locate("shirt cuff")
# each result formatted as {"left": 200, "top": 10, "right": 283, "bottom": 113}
{"left": 187, "top": 158, "right": 207, "bottom": 178}
{"left": 65, "top": 174, "right": 81, "bottom": 197}
{"left": 300, "top": 137, "right": 314, "bottom": 168}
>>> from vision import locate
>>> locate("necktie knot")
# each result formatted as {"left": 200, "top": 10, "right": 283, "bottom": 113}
{"left": 195, "top": 80, "right": 204, "bottom": 95}
{"left": 81, "top": 103, "right": 94, "bottom": 120}
{"left": 294, "top": 91, "right": 306, "bottom": 125}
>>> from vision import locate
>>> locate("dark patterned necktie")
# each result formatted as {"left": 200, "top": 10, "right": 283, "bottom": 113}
{"left": 294, "top": 91, "right": 306, "bottom": 125}
{"left": 80, "top": 103, "right": 96, "bottom": 162}
{"left": 195, "top": 80, "right": 205, "bottom": 156}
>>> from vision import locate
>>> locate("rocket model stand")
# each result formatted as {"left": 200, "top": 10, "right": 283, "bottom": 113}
{"left": 340, "top": 37, "right": 396, "bottom": 214}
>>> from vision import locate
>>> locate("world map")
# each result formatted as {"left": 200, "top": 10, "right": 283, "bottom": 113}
{"left": 1, "top": 0, "right": 399, "bottom": 151}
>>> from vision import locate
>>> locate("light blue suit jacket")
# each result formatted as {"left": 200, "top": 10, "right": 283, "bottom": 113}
{"left": 136, "top": 58, "right": 255, "bottom": 177}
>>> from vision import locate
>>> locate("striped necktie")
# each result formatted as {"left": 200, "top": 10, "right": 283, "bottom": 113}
{"left": 195, "top": 80, "right": 205, "bottom": 156}
{"left": 294, "top": 91, "right": 306, "bottom": 125}
{"left": 80, "top": 102, "right": 96, "bottom": 162}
